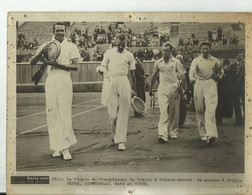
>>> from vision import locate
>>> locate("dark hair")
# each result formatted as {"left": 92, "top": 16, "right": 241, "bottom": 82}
{"left": 200, "top": 41, "right": 212, "bottom": 48}
{"left": 117, "top": 33, "right": 126, "bottom": 42}
{"left": 162, "top": 42, "right": 174, "bottom": 50}
{"left": 53, "top": 22, "right": 66, "bottom": 33}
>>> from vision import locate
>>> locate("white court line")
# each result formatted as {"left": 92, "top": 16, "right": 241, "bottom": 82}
{"left": 16, "top": 105, "right": 105, "bottom": 137}
{"left": 17, "top": 98, "right": 101, "bottom": 120}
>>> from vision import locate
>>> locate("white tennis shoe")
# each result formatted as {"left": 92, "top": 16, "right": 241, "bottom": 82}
{"left": 62, "top": 149, "right": 72, "bottom": 160}
{"left": 52, "top": 151, "right": 61, "bottom": 158}
{"left": 201, "top": 136, "right": 208, "bottom": 141}
{"left": 118, "top": 143, "right": 126, "bottom": 151}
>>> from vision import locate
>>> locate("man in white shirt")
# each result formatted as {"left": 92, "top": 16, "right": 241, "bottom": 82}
{"left": 149, "top": 42, "right": 186, "bottom": 143}
{"left": 189, "top": 41, "right": 222, "bottom": 144}
{"left": 98, "top": 34, "right": 136, "bottom": 151}
{"left": 30, "top": 22, "right": 80, "bottom": 160}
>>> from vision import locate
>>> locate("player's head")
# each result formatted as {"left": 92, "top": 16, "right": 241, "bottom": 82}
{"left": 200, "top": 41, "right": 212, "bottom": 58}
{"left": 53, "top": 22, "right": 66, "bottom": 42}
{"left": 117, "top": 33, "right": 126, "bottom": 53}
{"left": 162, "top": 42, "right": 173, "bottom": 59}
{"left": 236, "top": 51, "right": 244, "bottom": 62}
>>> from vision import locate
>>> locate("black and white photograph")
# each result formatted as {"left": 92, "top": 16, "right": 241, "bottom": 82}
{"left": 6, "top": 12, "right": 252, "bottom": 195}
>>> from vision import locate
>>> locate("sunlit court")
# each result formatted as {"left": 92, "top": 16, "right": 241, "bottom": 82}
{"left": 16, "top": 92, "right": 244, "bottom": 173}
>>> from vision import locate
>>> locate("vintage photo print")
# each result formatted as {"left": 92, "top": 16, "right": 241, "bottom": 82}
{"left": 7, "top": 12, "right": 252, "bottom": 194}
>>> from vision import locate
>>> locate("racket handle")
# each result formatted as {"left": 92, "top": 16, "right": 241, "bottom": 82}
{"left": 32, "top": 64, "right": 47, "bottom": 86}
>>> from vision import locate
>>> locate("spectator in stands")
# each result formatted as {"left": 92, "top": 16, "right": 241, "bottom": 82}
{"left": 92, "top": 52, "right": 97, "bottom": 61}
{"left": 217, "top": 26, "right": 223, "bottom": 42}
{"left": 207, "top": 29, "right": 213, "bottom": 42}
{"left": 96, "top": 51, "right": 103, "bottom": 61}
{"left": 107, "top": 31, "right": 112, "bottom": 43}
{"left": 222, "top": 35, "right": 228, "bottom": 45}
{"left": 24, "top": 40, "right": 29, "bottom": 50}
{"left": 70, "top": 32, "right": 76, "bottom": 44}
{"left": 160, "top": 34, "right": 165, "bottom": 46}
{"left": 143, "top": 48, "right": 149, "bottom": 59}
{"left": 100, "top": 26, "right": 106, "bottom": 34}
{"left": 235, "top": 36, "right": 240, "bottom": 45}
{"left": 78, "top": 36, "right": 85, "bottom": 47}
{"left": 178, "top": 37, "right": 184, "bottom": 46}
{"left": 212, "top": 28, "right": 218, "bottom": 44}
{"left": 79, "top": 47, "right": 90, "bottom": 61}
{"left": 191, "top": 32, "right": 195, "bottom": 39}
{"left": 33, "top": 38, "right": 38, "bottom": 49}
{"left": 185, "top": 38, "right": 193, "bottom": 46}
{"left": 94, "top": 26, "right": 100, "bottom": 41}
{"left": 192, "top": 36, "right": 199, "bottom": 45}
{"left": 147, "top": 49, "right": 154, "bottom": 60}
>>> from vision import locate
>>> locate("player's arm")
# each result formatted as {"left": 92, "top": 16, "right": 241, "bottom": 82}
{"left": 30, "top": 43, "right": 49, "bottom": 66}
{"left": 213, "top": 59, "right": 223, "bottom": 81}
{"left": 129, "top": 70, "right": 137, "bottom": 96}
{"left": 96, "top": 50, "right": 109, "bottom": 75}
{"left": 48, "top": 43, "right": 80, "bottom": 71}
{"left": 149, "top": 64, "right": 159, "bottom": 96}
{"left": 189, "top": 59, "right": 197, "bottom": 84}
{"left": 128, "top": 53, "right": 137, "bottom": 97}
{"left": 176, "top": 60, "right": 186, "bottom": 80}
{"left": 47, "top": 58, "right": 79, "bottom": 71}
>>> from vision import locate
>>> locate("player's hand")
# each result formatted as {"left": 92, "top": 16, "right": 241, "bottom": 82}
{"left": 149, "top": 89, "right": 153, "bottom": 97}
{"left": 131, "top": 90, "right": 137, "bottom": 98}
{"left": 41, "top": 43, "right": 50, "bottom": 54}
{"left": 144, "top": 73, "right": 149, "bottom": 78}
{"left": 47, "top": 61, "right": 58, "bottom": 66}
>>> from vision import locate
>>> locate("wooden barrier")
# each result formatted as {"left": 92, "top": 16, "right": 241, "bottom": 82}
{"left": 16, "top": 61, "right": 156, "bottom": 92}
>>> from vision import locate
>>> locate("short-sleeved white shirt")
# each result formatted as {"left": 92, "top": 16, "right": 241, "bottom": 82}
{"left": 154, "top": 56, "right": 186, "bottom": 84}
{"left": 189, "top": 55, "right": 220, "bottom": 82}
{"left": 37, "top": 37, "right": 80, "bottom": 74}
{"left": 101, "top": 48, "right": 135, "bottom": 77}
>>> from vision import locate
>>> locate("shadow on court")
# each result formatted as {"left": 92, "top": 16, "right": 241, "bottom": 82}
{"left": 16, "top": 92, "right": 244, "bottom": 173}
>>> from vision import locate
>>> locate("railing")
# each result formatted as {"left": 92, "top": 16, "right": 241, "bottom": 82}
{"left": 16, "top": 61, "right": 156, "bottom": 92}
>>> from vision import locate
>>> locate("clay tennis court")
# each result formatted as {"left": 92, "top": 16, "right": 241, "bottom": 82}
{"left": 16, "top": 92, "right": 244, "bottom": 173}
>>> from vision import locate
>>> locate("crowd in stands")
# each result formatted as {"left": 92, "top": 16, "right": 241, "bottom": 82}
{"left": 17, "top": 32, "right": 39, "bottom": 50}
{"left": 17, "top": 24, "right": 242, "bottom": 63}
{"left": 178, "top": 32, "right": 200, "bottom": 47}
{"left": 207, "top": 26, "right": 239, "bottom": 46}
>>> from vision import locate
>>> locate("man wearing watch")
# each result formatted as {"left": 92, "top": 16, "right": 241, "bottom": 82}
{"left": 30, "top": 22, "right": 80, "bottom": 160}
{"left": 98, "top": 33, "right": 136, "bottom": 151}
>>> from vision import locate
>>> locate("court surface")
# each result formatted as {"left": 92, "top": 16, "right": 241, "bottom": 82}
{"left": 16, "top": 92, "right": 244, "bottom": 173}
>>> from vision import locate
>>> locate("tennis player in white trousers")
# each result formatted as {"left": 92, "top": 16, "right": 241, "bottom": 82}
{"left": 189, "top": 41, "right": 222, "bottom": 144}
{"left": 31, "top": 22, "right": 80, "bottom": 160}
{"left": 97, "top": 33, "right": 136, "bottom": 151}
{"left": 149, "top": 42, "right": 186, "bottom": 143}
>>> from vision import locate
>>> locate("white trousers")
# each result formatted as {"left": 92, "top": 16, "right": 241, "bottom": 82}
{"left": 194, "top": 79, "right": 218, "bottom": 138}
{"left": 108, "top": 76, "right": 131, "bottom": 143}
{"left": 45, "top": 70, "right": 77, "bottom": 152}
{"left": 157, "top": 83, "right": 180, "bottom": 140}
{"left": 101, "top": 77, "right": 112, "bottom": 106}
